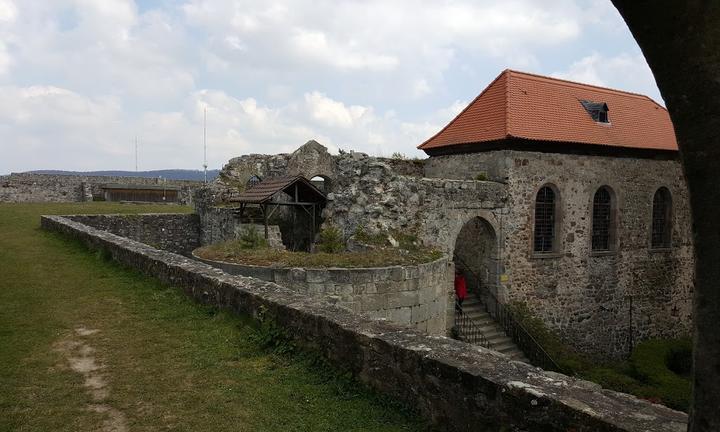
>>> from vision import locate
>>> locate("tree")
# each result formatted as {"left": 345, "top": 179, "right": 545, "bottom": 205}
{"left": 610, "top": 2, "right": 720, "bottom": 431}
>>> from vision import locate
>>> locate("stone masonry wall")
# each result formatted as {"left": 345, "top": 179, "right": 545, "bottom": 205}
{"left": 424, "top": 151, "right": 511, "bottom": 182}
{"left": 192, "top": 254, "right": 453, "bottom": 335}
{"left": 0, "top": 173, "right": 202, "bottom": 204}
{"left": 324, "top": 151, "right": 509, "bottom": 252}
{"left": 196, "top": 141, "right": 434, "bottom": 249}
{"left": 41, "top": 214, "right": 688, "bottom": 432}
{"left": 65, "top": 214, "right": 201, "bottom": 255}
{"left": 426, "top": 150, "right": 693, "bottom": 358}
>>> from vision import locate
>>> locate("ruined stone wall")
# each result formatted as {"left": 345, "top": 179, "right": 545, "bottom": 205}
{"left": 499, "top": 150, "right": 693, "bottom": 358}
{"left": 0, "top": 173, "right": 201, "bottom": 204}
{"left": 41, "top": 214, "right": 689, "bottom": 432}
{"left": 196, "top": 141, "right": 436, "bottom": 249}
{"left": 192, "top": 254, "right": 453, "bottom": 335}
{"left": 324, "top": 151, "right": 509, "bottom": 252}
{"left": 64, "top": 213, "right": 201, "bottom": 255}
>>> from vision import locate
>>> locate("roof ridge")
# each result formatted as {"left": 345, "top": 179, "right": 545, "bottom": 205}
{"left": 505, "top": 69, "right": 666, "bottom": 109}
{"left": 418, "top": 70, "right": 509, "bottom": 149}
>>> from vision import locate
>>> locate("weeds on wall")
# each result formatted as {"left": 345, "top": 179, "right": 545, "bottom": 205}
{"left": 238, "top": 225, "right": 268, "bottom": 250}
{"left": 508, "top": 301, "right": 692, "bottom": 412}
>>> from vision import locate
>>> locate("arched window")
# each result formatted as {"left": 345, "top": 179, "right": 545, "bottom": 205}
{"left": 592, "top": 186, "right": 615, "bottom": 251}
{"left": 534, "top": 186, "right": 557, "bottom": 253}
{"left": 651, "top": 187, "right": 672, "bottom": 248}
{"left": 246, "top": 175, "right": 262, "bottom": 189}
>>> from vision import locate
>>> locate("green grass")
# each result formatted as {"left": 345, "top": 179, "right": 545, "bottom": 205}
{"left": 0, "top": 203, "right": 426, "bottom": 431}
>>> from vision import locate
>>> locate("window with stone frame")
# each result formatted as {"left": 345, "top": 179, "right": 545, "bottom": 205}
{"left": 534, "top": 186, "right": 557, "bottom": 253}
{"left": 651, "top": 187, "right": 672, "bottom": 248}
{"left": 591, "top": 186, "right": 614, "bottom": 251}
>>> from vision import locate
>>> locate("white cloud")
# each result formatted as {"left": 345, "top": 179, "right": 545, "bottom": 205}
{"left": 0, "top": 0, "right": 656, "bottom": 173}
{"left": 552, "top": 52, "right": 662, "bottom": 103}
{"left": 412, "top": 79, "right": 432, "bottom": 98}
{"left": 304, "top": 92, "right": 370, "bottom": 128}
{"left": 0, "top": 0, "right": 17, "bottom": 22}
{"left": 290, "top": 29, "right": 399, "bottom": 71}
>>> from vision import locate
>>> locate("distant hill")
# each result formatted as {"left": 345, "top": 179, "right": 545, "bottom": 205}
{"left": 29, "top": 169, "right": 220, "bottom": 181}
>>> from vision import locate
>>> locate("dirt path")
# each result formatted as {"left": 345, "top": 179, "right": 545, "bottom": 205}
{"left": 54, "top": 327, "right": 128, "bottom": 432}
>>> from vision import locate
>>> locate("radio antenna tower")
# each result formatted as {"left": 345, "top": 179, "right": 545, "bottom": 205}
{"left": 203, "top": 108, "right": 208, "bottom": 184}
{"left": 135, "top": 136, "right": 138, "bottom": 172}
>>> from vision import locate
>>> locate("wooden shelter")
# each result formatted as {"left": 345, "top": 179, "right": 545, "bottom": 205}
{"left": 229, "top": 176, "right": 327, "bottom": 241}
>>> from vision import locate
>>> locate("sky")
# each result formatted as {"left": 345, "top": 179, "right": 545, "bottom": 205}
{"left": 0, "top": 0, "right": 662, "bottom": 174}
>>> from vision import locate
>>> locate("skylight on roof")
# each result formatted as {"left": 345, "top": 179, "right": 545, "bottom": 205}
{"left": 580, "top": 100, "right": 610, "bottom": 123}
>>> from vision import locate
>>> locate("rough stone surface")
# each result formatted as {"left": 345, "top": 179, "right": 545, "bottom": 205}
{"left": 65, "top": 214, "right": 201, "bottom": 255}
{"left": 41, "top": 214, "right": 689, "bottom": 432}
{"left": 429, "top": 150, "right": 694, "bottom": 357}
{"left": 0, "top": 173, "right": 202, "bottom": 204}
{"left": 194, "top": 140, "right": 693, "bottom": 358}
{"left": 192, "top": 253, "right": 453, "bottom": 335}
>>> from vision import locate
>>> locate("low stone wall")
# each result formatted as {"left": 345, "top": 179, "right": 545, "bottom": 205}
{"left": 192, "top": 254, "right": 452, "bottom": 335}
{"left": 0, "top": 173, "right": 202, "bottom": 204}
{"left": 65, "top": 214, "right": 201, "bottom": 255}
{"left": 41, "top": 214, "right": 688, "bottom": 432}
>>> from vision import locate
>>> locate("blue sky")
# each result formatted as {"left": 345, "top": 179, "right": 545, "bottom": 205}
{"left": 0, "top": 0, "right": 661, "bottom": 174}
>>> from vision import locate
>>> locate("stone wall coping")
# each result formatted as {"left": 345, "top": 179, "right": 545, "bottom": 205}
{"left": 41, "top": 214, "right": 689, "bottom": 432}
{"left": 190, "top": 249, "right": 449, "bottom": 272}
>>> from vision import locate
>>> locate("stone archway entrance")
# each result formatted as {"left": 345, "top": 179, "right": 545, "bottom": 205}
{"left": 453, "top": 217, "right": 498, "bottom": 305}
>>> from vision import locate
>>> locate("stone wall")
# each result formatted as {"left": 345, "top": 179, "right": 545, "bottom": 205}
{"left": 64, "top": 213, "right": 201, "bottom": 255}
{"left": 197, "top": 141, "right": 693, "bottom": 358}
{"left": 0, "top": 173, "right": 202, "bottom": 204}
{"left": 196, "top": 141, "right": 429, "bottom": 249}
{"left": 429, "top": 150, "right": 693, "bottom": 358}
{"left": 192, "top": 254, "right": 453, "bottom": 335}
{"left": 325, "top": 151, "right": 509, "bottom": 252}
{"left": 40, "top": 214, "right": 688, "bottom": 432}
{"left": 424, "top": 151, "right": 511, "bottom": 182}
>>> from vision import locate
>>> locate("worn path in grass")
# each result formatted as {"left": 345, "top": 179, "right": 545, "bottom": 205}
{"left": 0, "top": 203, "right": 425, "bottom": 432}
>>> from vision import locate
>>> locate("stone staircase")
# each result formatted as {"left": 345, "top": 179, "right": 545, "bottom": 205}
{"left": 459, "top": 297, "right": 529, "bottom": 363}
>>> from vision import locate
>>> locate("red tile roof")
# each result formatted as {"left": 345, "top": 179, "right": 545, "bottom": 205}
{"left": 418, "top": 69, "right": 678, "bottom": 153}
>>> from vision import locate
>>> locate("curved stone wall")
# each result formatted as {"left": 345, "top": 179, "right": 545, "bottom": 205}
{"left": 193, "top": 253, "right": 453, "bottom": 336}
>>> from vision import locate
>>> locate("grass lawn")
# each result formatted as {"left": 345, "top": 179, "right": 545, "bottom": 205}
{"left": 0, "top": 203, "right": 426, "bottom": 432}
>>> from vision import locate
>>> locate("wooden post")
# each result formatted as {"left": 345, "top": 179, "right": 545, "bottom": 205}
{"left": 312, "top": 204, "right": 316, "bottom": 243}
{"left": 262, "top": 204, "right": 269, "bottom": 240}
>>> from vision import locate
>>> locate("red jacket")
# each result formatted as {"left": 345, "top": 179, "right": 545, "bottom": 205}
{"left": 454, "top": 274, "right": 467, "bottom": 300}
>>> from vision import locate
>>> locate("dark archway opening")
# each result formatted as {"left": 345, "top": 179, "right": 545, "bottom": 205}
{"left": 310, "top": 175, "right": 332, "bottom": 194}
{"left": 453, "top": 217, "right": 498, "bottom": 306}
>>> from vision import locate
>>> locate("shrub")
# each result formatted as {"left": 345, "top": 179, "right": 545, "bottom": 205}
{"left": 475, "top": 172, "right": 488, "bottom": 181}
{"left": 390, "top": 152, "right": 407, "bottom": 160}
{"left": 237, "top": 225, "right": 268, "bottom": 250}
{"left": 317, "top": 225, "right": 345, "bottom": 253}
{"left": 630, "top": 338, "right": 692, "bottom": 411}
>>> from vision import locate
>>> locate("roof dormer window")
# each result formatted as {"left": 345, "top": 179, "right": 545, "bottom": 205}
{"left": 580, "top": 100, "right": 610, "bottom": 123}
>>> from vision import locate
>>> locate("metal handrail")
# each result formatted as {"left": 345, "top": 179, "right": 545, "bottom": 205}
{"left": 453, "top": 254, "right": 563, "bottom": 372}
{"left": 453, "top": 301, "right": 491, "bottom": 349}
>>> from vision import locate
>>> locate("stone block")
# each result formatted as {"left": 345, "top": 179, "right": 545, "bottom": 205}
{"left": 411, "top": 304, "right": 429, "bottom": 323}
{"left": 291, "top": 267, "right": 306, "bottom": 282}
{"left": 360, "top": 293, "right": 387, "bottom": 312}
{"left": 388, "top": 307, "right": 412, "bottom": 324}
{"left": 386, "top": 291, "right": 419, "bottom": 308}
{"left": 306, "top": 269, "right": 330, "bottom": 283}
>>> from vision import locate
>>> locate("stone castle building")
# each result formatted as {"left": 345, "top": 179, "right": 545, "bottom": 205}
{"left": 197, "top": 70, "right": 692, "bottom": 359}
